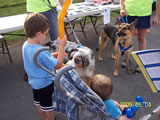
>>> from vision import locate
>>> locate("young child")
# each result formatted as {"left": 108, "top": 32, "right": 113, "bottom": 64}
{"left": 22, "top": 13, "right": 67, "bottom": 120}
{"left": 90, "top": 74, "right": 131, "bottom": 120}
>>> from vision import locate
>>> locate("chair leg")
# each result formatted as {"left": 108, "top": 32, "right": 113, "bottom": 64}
{"left": 89, "top": 16, "right": 98, "bottom": 35}
{"left": 3, "top": 39, "right": 12, "bottom": 63}
{"left": 1, "top": 41, "right": 4, "bottom": 53}
{"left": 83, "top": 17, "right": 87, "bottom": 29}
{"left": 64, "top": 25, "right": 71, "bottom": 41}
{"left": 80, "top": 22, "right": 87, "bottom": 38}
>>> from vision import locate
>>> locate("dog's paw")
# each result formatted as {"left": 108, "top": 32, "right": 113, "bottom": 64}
{"left": 98, "top": 57, "right": 103, "bottom": 61}
{"left": 111, "top": 56, "right": 116, "bottom": 60}
{"left": 121, "top": 61, "right": 127, "bottom": 68}
{"left": 113, "top": 71, "right": 118, "bottom": 77}
{"left": 127, "top": 68, "right": 134, "bottom": 74}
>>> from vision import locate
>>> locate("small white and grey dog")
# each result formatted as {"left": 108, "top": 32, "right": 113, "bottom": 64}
{"left": 66, "top": 46, "right": 95, "bottom": 87}
{"left": 49, "top": 40, "right": 95, "bottom": 86}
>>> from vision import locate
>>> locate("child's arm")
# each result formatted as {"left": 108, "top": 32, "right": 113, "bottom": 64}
{"left": 114, "top": 100, "right": 124, "bottom": 111}
{"left": 153, "top": 0, "right": 160, "bottom": 27}
{"left": 120, "top": 0, "right": 127, "bottom": 17}
{"left": 113, "top": 101, "right": 132, "bottom": 120}
{"left": 54, "top": 36, "right": 67, "bottom": 69}
{"left": 158, "top": 109, "right": 160, "bottom": 117}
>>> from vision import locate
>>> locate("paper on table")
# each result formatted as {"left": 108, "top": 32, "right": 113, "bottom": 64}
{"left": 103, "top": 8, "right": 110, "bottom": 24}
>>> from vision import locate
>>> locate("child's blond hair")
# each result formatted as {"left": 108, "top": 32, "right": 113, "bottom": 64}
{"left": 90, "top": 74, "right": 113, "bottom": 101}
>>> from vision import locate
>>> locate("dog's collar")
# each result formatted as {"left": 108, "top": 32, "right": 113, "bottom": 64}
{"left": 118, "top": 40, "right": 132, "bottom": 56}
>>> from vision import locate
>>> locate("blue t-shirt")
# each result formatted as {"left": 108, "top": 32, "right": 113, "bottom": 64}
{"left": 22, "top": 41, "right": 58, "bottom": 89}
{"left": 104, "top": 99, "right": 122, "bottom": 119}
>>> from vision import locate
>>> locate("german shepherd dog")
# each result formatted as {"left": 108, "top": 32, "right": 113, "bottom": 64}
{"left": 98, "top": 18, "right": 138, "bottom": 76}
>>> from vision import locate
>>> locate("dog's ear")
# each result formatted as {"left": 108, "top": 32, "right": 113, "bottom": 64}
{"left": 130, "top": 19, "right": 138, "bottom": 28}
{"left": 115, "top": 18, "right": 122, "bottom": 26}
{"left": 67, "top": 48, "right": 78, "bottom": 60}
{"left": 82, "top": 56, "right": 89, "bottom": 68}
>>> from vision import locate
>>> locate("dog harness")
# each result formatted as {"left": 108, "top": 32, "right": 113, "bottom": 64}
{"left": 118, "top": 40, "right": 132, "bottom": 56}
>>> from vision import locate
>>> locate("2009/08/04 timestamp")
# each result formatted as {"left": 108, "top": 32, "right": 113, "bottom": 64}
{"left": 120, "top": 102, "right": 151, "bottom": 108}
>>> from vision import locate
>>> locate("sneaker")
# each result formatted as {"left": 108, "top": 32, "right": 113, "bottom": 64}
{"left": 24, "top": 72, "right": 28, "bottom": 81}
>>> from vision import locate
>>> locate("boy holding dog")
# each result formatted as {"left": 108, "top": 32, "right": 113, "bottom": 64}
{"left": 22, "top": 13, "right": 67, "bottom": 120}
{"left": 90, "top": 74, "right": 131, "bottom": 120}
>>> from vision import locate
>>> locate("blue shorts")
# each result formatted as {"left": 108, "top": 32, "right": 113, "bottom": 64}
{"left": 120, "top": 15, "right": 151, "bottom": 29}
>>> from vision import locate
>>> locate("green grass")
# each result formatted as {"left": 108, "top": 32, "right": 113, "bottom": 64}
{"left": 0, "top": 0, "right": 26, "bottom": 8}
{"left": 0, "top": 4, "right": 26, "bottom": 17}
{"left": 0, "top": 0, "right": 26, "bottom": 44}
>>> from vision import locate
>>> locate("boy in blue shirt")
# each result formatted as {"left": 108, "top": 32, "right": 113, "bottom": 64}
{"left": 90, "top": 74, "right": 132, "bottom": 120}
{"left": 22, "top": 13, "right": 67, "bottom": 120}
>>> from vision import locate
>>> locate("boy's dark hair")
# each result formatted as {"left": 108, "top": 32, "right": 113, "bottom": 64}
{"left": 90, "top": 74, "right": 113, "bottom": 101}
{"left": 24, "top": 12, "right": 49, "bottom": 38}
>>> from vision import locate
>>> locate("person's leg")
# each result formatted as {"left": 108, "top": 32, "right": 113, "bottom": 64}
{"left": 45, "top": 110, "right": 54, "bottom": 120}
{"left": 32, "top": 89, "right": 47, "bottom": 120}
{"left": 135, "top": 15, "right": 150, "bottom": 50}
{"left": 41, "top": 9, "right": 58, "bottom": 41}
{"left": 137, "top": 29, "right": 148, "bottom": 50}
{"left": 37, "top": 105, "right": 46, "bottom": 120}
{"left": 40, "top": 82, "right": 54, "bottom": 120}
{"left": 37, "top": 106, "right": 54, "bottom": 120}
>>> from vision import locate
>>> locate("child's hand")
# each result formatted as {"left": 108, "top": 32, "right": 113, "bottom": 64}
{"left": 114, "top": 100, "right": 124, "bottom": 111}
{"left": 52, "top": 52, "right": 58, "bottom": 58}
{"left": 58, "top": 35, "right": 67, "bottom": 48}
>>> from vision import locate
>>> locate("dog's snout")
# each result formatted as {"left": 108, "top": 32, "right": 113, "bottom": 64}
{"left": 117, "top": 31, "right": 126, "bottom": 37}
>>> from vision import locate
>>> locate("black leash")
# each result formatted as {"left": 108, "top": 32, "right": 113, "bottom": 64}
{"left": 43, "top": 0, "right": 58, "bottom": 14}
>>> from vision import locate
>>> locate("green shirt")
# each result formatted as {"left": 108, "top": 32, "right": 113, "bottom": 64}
{"left": 27, "top": 0, "right": 57, "bottom": 12}
{"left": 124, "top": 0, "right": 153, "bottom": 16}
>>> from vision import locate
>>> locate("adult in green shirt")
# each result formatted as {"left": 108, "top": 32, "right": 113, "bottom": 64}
{"left": 120, "top": 0, "right": 159, "bottom": 51}
{"left": 26, "top": 0, "right": 64, "bottom": 41}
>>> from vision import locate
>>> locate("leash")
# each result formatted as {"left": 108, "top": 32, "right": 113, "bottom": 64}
{"left": 66, "top": 16, "right": 82, "bottom": 48}
{"left": 121, "top": 58, "right": 142, "bottom": 74}
{"left": 120, "top": 16, "right": 128, "bottom": 23}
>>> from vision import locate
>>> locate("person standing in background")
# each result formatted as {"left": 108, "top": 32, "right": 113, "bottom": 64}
{"left": 26, "top": 0, "right": 64, "bottom": 41}
{"left": 120, "top": 0, "right": 159, "bottom": 51}
{"left": 120, "top": 0, "right": 159, "bottom": 71}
